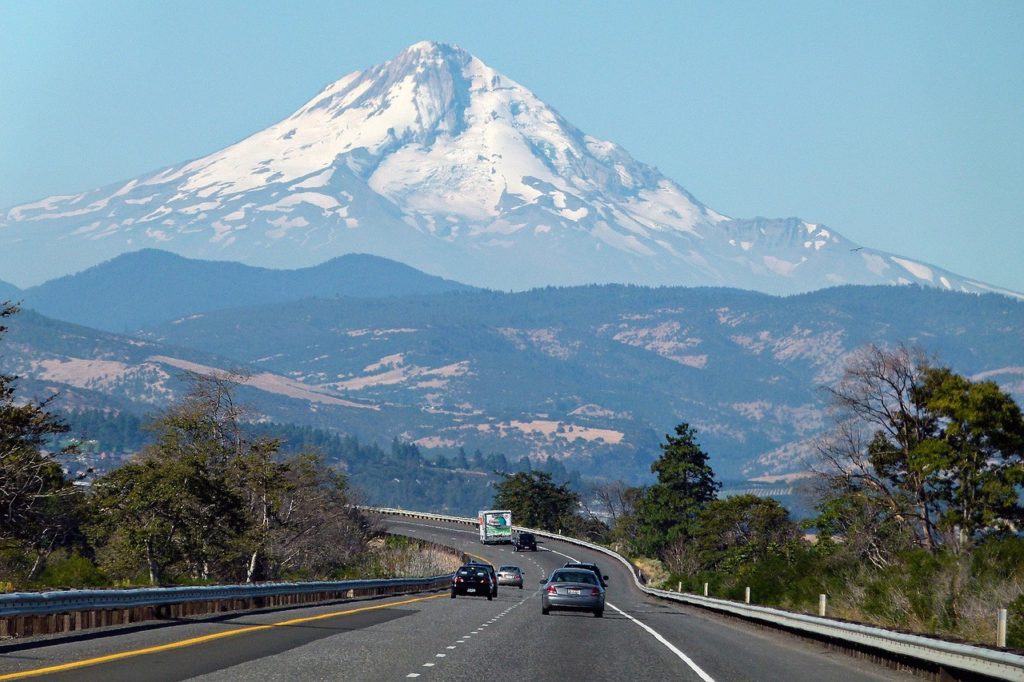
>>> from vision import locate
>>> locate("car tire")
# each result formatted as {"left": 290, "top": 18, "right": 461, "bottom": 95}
{"left": 594, "top": 609, "right": 603, "bottom": 617}
{"left": 487, "top": 593, "right": 493, "bottom": 601}
{"left": 518, "top": 584, "right": 523, "bottom": 589}
{"left": 450, "top": 592, "right": 456, "bottom": 599}
{"left": 542, "top": 606, "right": 549, "bottom": 615}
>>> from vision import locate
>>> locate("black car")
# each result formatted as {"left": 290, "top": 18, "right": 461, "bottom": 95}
{"left": 451, "top": 563, "right": 496, "bottom": 600}
{"left": 563, "top": 561, "right": 608, "bottom": 587}
{"left": 465, "top": 560, "right": 499, "bottom": 596}
{"left": 513, "top": 532, "right": 537, "bottom": 551}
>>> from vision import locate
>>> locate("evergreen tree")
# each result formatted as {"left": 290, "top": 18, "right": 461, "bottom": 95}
{"left": 635, "top": 423, "right": 720, "bottom": 556}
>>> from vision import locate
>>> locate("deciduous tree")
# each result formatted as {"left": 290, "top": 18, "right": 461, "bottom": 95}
{"left": 664, "top": 495, "right": 800, "bottom": 575}
{"left": 817, "top": 345, "right": 1024, "bottom": 558}
{"left": 493, "top": 471, "right": 579, "bottom": 531}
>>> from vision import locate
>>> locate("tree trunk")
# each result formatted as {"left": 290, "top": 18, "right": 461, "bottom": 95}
{"left": 246, "top": 550, "right": 259, "bottom": 583}
{"left": 146, "top": 539, "right": 160, "bottom": 585}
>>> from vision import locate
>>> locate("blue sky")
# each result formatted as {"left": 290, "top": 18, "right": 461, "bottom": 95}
{"left": 2, "top": 1, "right": 1022, "bottom": 291}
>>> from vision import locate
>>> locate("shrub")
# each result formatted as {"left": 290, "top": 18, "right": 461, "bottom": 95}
{"left": 37, "top": 552, "right": 107, "bottom": 588}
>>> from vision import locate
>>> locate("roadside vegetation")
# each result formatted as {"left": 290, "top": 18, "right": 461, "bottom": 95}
{"left": 347, "top": 535, "right": 463, "bottom": 580}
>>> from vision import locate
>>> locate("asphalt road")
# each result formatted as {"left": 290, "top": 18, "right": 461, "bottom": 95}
{"left": 0, "top": 516, "right": 911, "bottom": 681}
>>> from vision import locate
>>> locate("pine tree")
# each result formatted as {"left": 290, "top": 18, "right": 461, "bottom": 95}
{"left": 635, "top": 423, "right": 720, "bottom": 556}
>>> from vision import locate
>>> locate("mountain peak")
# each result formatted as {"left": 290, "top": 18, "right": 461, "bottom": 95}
{"left": 1, "top": 44, "right": 1018, "bottom": 300}
{"left": 399, "top": 40, "right": 468, "bottom": 59}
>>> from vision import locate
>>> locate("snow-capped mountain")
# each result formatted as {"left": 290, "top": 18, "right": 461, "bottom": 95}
{"left": 2, "top": 41, "right": 1018, "bottom": 297}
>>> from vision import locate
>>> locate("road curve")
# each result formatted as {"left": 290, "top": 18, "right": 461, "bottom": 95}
{"left": 0, "top": 516, "right": 910, "bottom": 681}
{"left": 382, "top": 516, "right": 911, "bottom": 682}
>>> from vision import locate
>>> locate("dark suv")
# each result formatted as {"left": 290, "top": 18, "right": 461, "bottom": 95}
{"left": 563, "top": 561, "right": 608, "bottom": 587}
{"left": 451, "top": 562, "right": 496, "bottom": 600}
{"left": 513, "top": 532, "right": 537, "bottom": 551}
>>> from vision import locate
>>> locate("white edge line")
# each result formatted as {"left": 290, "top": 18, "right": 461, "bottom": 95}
{"left": 607, "top": 603, "right": 716, "bottom": 682}
{"left": 543, "top": 544, "right": 717, "bottom": 681}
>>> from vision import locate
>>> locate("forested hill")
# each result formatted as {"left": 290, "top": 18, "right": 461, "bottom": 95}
{"left": 5, "top": 283, "right": 1023, "bottom": 482}
{"left": 56, "top": 410, "right": 578, "bottom": 516}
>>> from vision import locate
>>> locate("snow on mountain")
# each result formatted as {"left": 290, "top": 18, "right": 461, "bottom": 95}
{"left": 1, "top": 41, "right": 1018, "bottom": 299}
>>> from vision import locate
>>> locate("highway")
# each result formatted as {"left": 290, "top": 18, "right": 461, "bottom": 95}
{"left": 0, "top": 516, "right": 910, "bottom": 681}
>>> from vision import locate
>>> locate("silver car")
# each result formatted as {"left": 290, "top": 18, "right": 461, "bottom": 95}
{"left": 540, "top": 568, "right": 605, "bottom": 617}
{"left": 497, "top": 565, "right": 524, "bottom": 589}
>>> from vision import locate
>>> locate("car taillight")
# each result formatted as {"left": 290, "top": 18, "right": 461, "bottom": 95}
{"left": 590, "top": 587, "right": 601, "bottom": 596}
{"left": 546, "top": 585, "right": 557, "bottom": 594}
{"left": 454, "top": 577, "right": 463, "bottom": 583}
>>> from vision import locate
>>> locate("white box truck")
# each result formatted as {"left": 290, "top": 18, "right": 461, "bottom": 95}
{"left": 478, "top": 509, "right": 512, "bottom": 544}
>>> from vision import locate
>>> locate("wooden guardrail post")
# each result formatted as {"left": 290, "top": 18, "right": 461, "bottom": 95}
{"left": 997, "top": 608, "right": 1008, "bottom": 648}
{"left": 819, "top": 594, "right": 827, "bottom": 617}
{"left": 744, "top": 587, "right": 750, "bottom": 604}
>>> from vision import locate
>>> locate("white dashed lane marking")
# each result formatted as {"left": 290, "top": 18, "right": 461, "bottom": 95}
{"left": 406, "top": 584, "right": 532, "bottom": 679}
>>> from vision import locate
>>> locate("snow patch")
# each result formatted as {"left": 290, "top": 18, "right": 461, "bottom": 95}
{"left": 891, "top": 256, "right": 934, "bottom": 282}
{"left": 288, "top": 168, "right": 335, "bottom": 190}
{"left": 763, "top": 255, "right": 799, "bottom": 276}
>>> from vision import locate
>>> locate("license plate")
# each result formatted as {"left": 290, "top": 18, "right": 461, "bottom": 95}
{"left": 467, "top": 588, "right": 476, "bottom": 593}
{"left": 568, "top": 588, "right": 581, "bottom": 595}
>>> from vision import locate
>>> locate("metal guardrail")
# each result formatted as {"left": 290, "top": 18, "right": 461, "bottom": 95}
{"left": 0, "top": 529, "right": 465, "bottom": 638}
{"left": 372, "top": 506, "right": 1024, "bottom": 681}
{"left": 0, "top": 576, "right": 452, "bottom": 618}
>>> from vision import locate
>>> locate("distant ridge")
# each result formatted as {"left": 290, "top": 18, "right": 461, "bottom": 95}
{"left": 21, "top": 249, "right": 474, "bottom": 332}
{"left": 0, "top": 279, "right": 20, "bottom": 303}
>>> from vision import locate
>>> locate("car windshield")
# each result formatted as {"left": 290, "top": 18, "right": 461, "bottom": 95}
{"left": 553, "top": 571, "right": 596, "bottom": 584}
{"left": 499, "top": 566, "right": 519, "bottom": 572}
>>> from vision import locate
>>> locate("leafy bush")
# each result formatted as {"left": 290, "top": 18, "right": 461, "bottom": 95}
{"left": 36, "top": 552, "right": 107, "bottom": 588}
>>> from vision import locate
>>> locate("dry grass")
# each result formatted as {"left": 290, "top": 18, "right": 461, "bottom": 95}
{"left": 361, "top": 537, "right": 463, "bottom": 578}
{"left": 632, "top": 556, "right": 670, "bottom": 586}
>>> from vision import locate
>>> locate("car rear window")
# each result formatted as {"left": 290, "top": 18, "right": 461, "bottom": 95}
{"left": 554, "top": 571, "right": 596, "bottom": 584}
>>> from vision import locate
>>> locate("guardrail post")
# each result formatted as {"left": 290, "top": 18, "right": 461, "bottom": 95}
{"left": 819, "top": 594, "right": 827, "bottom": 617}
{"left": 745, "top": 587, "right": 751, "bottom": 604}
{"left": 703, "top": 582, "right": 708, "bottom": 597}
{"left": 997, "top": 608, "right": 1008, "bottom": 648}
{"left": 677, "top": 581, "right": 682, "bottom": 593}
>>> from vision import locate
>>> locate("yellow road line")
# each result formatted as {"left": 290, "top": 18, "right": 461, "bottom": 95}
{"left": 465, "top": 552, "right": 491, "bottom": 563}
{"left": 0, "top": 593, "right": 447, "bottom": 680}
